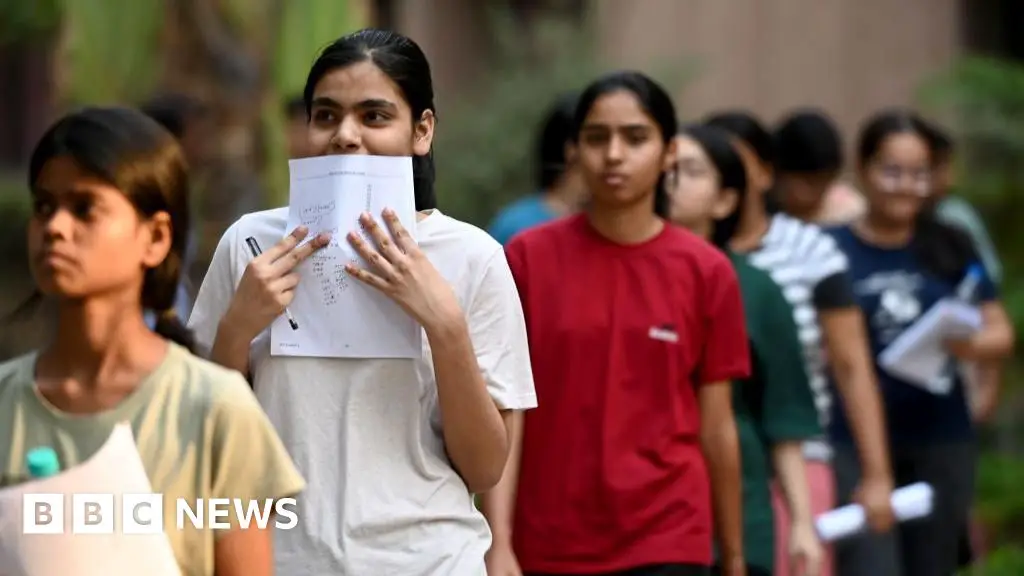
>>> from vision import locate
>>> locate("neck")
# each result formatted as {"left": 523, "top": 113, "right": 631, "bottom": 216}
{"left": 787, "top": 203, "right": 821, "bottom": 223}
{"left": 542, "top": 186, "right": 577, "bottom": 216}
{"left": 43, "top": 296, "right": 158, "bottom": 388}
{"left": 730, "top": 193, "right": 770, "bottom": 252}
{"left": 855, "top": 211, "right": 913, "bottom": 247}
{"left": 587, "top": 198, "right": 663, "bottom": 245}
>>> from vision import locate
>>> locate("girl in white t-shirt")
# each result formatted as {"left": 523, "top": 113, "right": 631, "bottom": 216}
{"left": 188, "top": 28, "right": 537, "bottom": 575}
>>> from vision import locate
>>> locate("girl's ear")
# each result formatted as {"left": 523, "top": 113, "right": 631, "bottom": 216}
{"left": 662, "top": 137, "right": 679, "bottom": 172}
{"left": 711, "top": 188, "right": 740, "bottom": 220}
{"left": 141, "top": 211, "right": 173, "bottom": 269}
{"left": 412, "top": 109, "right": 435, "bottom": 156}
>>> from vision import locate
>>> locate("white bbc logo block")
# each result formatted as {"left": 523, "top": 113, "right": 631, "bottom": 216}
{"left": 72, "top": 493, "right": 114, "bottom": 534}
{"left": 123, "top": 493, "right": 164, "bottom": 534}
{"left": 22, "top": 493, "right": 64, "bottom": 534}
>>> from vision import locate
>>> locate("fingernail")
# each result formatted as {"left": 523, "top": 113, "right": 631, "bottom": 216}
{"left": 383, "top": 207, "right": 394, "bottom": 217}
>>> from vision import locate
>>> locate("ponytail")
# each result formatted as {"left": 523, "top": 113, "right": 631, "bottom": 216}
{"left": 153, "top": 309, "right": 196, "bottom": 353}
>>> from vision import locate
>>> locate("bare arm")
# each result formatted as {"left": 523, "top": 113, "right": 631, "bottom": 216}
{"left": 210, "top": 316, "right": 253, "bottom": 377}
{"left": 819, "top": 308, "right": 891, "bottom": 483}
{"left": 969, "top": 363, "right": 1002, "bottom": 423}
{"left": 214, "top": 528, "right": 273, "bottom": 576}
{"left": 771, "top": 441, "right": 813, "bottom": 527}
{"left": 480, "top": 410, "right": 523, "bottom": 549}
{"left": 700, "top": 382, "right": 743, "bottom": 567}
{"left": 428, "top": 317, "right": 510, "bottom": 493}
{"left": 950, "top": 302, "right": 1015, "bottom": 363}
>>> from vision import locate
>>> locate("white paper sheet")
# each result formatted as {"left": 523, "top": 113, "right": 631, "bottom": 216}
{"left": 877, "top": 298, "right": 982, "bottom": 394}
{"left": 0, "top": 424, "right": 180, "bottom": 576}
{"left": 270, "top": 155, "right": 423, "bottom": 359}
{"left": 815, "top": 482, "right": 934, "bottom": 543}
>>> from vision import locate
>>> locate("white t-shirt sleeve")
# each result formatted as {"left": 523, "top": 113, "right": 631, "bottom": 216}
{"left": 465, "top": 248, "right": 537, "bottom": 411}
{"left": 188, "top": 221, "right": 242, "bottom": 357}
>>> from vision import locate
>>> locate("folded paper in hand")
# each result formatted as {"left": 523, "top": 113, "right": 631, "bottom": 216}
{"left": 816, "top": 482, "right": 934, "bottom": 543}
{"left": 270, "top": 154, "right": 422, "bottom": 359}
{"left": 0, "top": 424, "right": 180, "bottom": 576}
{"left": 878, "top": 298, "right": 982, "bottom": 395}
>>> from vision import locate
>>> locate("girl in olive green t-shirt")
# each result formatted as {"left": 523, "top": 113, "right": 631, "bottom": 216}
{"left": 666, "top": 124, "right": 824, "bottom": 576}
{"left": 0, "top": 107, "right": 304, "bottom": 576}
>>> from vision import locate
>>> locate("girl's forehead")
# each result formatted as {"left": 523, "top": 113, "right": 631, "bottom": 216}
{"left": 312, "top": 61, "right": 406, "bottom": 108}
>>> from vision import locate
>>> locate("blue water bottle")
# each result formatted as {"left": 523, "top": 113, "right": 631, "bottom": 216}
{"left": 25, "top": 447, "right": 61, "bottom": 479}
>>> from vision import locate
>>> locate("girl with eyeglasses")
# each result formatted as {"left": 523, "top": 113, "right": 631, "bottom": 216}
{"left": 827, "top": 110, "right": 1014, "bottom": 576}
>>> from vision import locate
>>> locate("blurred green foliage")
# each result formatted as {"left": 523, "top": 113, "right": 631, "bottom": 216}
{"left": 60, "top": 0, "right": 162, "bottom": 106}
{"left": 918, "top": 56, "right": 1024, "bottom": 331}
{"left": 0, "top": 0, "right": 61, "bottom": 42}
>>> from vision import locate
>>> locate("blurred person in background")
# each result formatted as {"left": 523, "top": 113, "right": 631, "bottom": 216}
{"left": 925, "top": 122, "right": 1002, "bottom": 286}
{"left": 487, "top": 92, "right": 587, "bottom": 245}
{"left": 283, "top": 94, "right": 311, "bottom": 158}
{"left": 140, "top": 93, "right": 211, "bottom": 169}
{"left": 922, "top": 120, "right": 1003, "bottom": 568}
{"left": 488, "top": 71, "right": 749, "bottom": 576}
{"left": 140, "top": 93, "right": 207, "bottom": 323}
{"left": 772, "top": 109, "right": 865, "bottom": 225}
{"left": 0, "top": 106, "right": 303, "bottom": 576}
{"left": 189, "top": 29, "right": 536, "bottom": 575}
{"left": 706, "top": 111, "right": 895, "bottom": 576}
{"left": 667, "top": 123, "right": 823, "bottom": 576}
{"left": 827, "top": 110, "right": 1014, "bottom": 576}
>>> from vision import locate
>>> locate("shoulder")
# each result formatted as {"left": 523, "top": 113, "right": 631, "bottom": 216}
{"left": 765, "top": 214, "right": 845, "bottom": 261}
{"left": 664, "top": 224, "right": 734, "bottom": 271}
{"left": 423, "top": 210, "right": 502, "bottom": 262}
{"left": 156, "top": 345, "right": 256, "bottom": 415}
{"left": 491, "top": 196, "right": 541, "bottom": 224}
{"left": 0, "top": 353, "right": 34, "bottom": 399}
{"left": 227, "top": 207, "right": 288, "bottom": 242}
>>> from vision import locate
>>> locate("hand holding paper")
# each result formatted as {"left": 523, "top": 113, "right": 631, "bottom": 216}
{"left": 346, "top": 210, "right": 462, "bottom": 332}
{"left": 878, "top": 298, "right": 982, "bottom": 394}
{"left": 270, "top": 155, "right": 422, "bottom": 359}
{"left": 816, "top": 482, "right": 934, "bottom": 543}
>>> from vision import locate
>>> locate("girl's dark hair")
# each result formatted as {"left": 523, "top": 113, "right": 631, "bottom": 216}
{"left": 678, "top": 123, "right": 749, "bottom": 248}
{"left": 571, "top": 71, "right": 677, "bottom": 217}
{"left": 921, "top": 119, "right": 954, "bottom": 165}
{"left": 774, "top": 109, "right": 843, "bottom": 174}
{"left": 704, "top": 111, "right": 774, "bottom": 164}
{"left": 857, "top": 109, "right": 976, "bottom": 283}
{"left": 705, "top": 110, "right": 781, "bottom": 214}
{"left": 139, "top": 93, "right": 207, "bottom": 141}
{"left": 536, "top": 91, "right": 579, "bottom": 191}
{"left": 26, "top": 106, "right": 195, "bottom": 351}
{"left": 303, "top": 28, "right": 437, "bottom": 211}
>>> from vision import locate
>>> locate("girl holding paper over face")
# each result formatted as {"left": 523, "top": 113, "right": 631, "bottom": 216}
{"left": 0, "top": 107, "right": 304, "bottom": 576}
{"left": 826, "top": 110, "right": 1014, "bottom": 576}
{"left": 187, "top": 29, "right": 537, "bottom": 576}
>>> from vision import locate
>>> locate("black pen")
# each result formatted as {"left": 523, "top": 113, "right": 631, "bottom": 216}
{"left": 245, "top": 236, "right": 299, "bottom": 330}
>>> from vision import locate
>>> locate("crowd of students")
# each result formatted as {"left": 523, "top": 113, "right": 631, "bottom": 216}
{"left": 0, "top": 27, "right": 1014, "bottom": 576}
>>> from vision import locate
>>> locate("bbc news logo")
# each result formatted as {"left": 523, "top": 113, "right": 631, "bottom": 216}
{"left": 22, "top": 494, "right": 299, "bottom": 534}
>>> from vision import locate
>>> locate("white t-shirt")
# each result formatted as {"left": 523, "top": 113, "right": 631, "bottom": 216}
{"left": 188, "top": 207, "right": 537, "bottom": 575}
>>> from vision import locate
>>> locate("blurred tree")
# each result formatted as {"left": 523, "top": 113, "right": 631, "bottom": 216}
{"left": 434, "top": 7, "right": 694, "bottom": 227}
{"left": 157, "top": 0, "right": 284, "bottom": 284}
